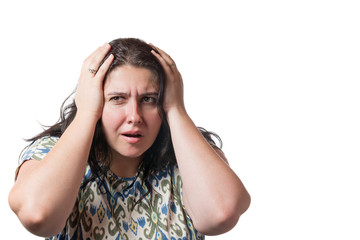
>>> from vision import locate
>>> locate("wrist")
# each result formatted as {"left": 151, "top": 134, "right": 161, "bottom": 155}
{"left": 73, "top": 111, "right": 99, "bottom": 129}
{"left": 166, "top": 106, "right": 189, "bottom": 124}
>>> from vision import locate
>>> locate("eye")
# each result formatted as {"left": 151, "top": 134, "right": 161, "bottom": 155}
{"left": 142, "top": 96, "right": 157, "bottom": 104}
{"left": 110, "top": 96, "right": 125, "bottom": 102}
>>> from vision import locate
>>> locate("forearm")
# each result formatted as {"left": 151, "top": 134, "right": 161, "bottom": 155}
{"left": 150, "top": 44, "right": 250, "bottom": 234}
{"left": 9, "top": 113, "right": 97, "bottom": 236}
{"left": 167, "top": 107, "right": 250, "bottom": 234}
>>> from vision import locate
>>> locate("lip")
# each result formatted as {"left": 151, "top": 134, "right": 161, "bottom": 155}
{"left": 121, "top": 130, "right": 143, "bottom": 144}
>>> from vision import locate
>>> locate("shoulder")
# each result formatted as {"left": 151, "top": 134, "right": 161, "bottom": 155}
{"left": 20, "top": 136, "right": 59, "bottom": 163}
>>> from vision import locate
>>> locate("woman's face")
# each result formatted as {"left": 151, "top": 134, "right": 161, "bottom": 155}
{"left": 102, "top": 65, "right": 162, "bottom": 162}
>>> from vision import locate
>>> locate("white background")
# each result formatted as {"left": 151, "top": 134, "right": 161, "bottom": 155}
{"left": 1, "top": 0, "right": 359, "bottom": 239}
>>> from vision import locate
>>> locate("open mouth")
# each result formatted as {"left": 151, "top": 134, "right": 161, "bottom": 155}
{"left": 122, "top": 133, "right": 142, "bottom": 138}
{"left": 122, "top": 132, "right": 143, "bottom": 144}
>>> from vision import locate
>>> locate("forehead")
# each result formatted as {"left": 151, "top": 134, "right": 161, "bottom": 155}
{"left": 104, "top": 65, "right": 159, "bottom": 91}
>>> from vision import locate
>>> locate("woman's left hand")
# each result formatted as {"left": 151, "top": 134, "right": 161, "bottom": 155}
{"left": 151, "top": 43, "right": 250, "bottom": 235}
{"left": 150, "top": 44, "right": 185, "bottom": 115}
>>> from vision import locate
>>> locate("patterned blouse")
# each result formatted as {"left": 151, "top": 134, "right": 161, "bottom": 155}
{"left": 20, "top": 136, "right": 204, "bottom": 240}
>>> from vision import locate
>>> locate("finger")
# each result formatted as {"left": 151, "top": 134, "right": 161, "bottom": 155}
{"left": 150, "top": 44, "right": 177, "bottom": 69}
{"left": 95, "top": 54, "right": 114, "bottom": 80}
{"left": 151, "top": 49, "right": 174, "bottom": 74}
{"left": 83, "top": 43, "right": 111, "bottom": 74}
{"left": 151, "top": 50, "right": 180, "bottom": 78}
{"left": 150, "top": 44, "right": 175, "bottom": 65}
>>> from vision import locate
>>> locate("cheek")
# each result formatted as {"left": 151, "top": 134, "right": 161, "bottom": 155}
{"left": 101, "top": 107, "right": 125, "bottom": 132}
{"left": 147, "top": 111, "right": 162, "bottom": 132}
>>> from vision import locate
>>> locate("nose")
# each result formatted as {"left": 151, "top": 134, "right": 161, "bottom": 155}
{"left": 126, "top": 99, "right": 143, "bottom": 124}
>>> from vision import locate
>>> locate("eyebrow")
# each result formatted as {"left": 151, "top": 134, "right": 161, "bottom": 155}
{"left": 140, "top": 92, "right": 159, "bottom": 97}
{"left": 106, "top": 92, "right": 159, "bottom": 97}
{"left": 106, "top": 92, "right": 128, "bottom": 96}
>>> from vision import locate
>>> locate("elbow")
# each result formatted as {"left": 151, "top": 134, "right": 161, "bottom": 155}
{"left": 217, "top": 192, "right": 251, "bottom": 234}
{"left": 9, "top": 193, "right": 64, "bottom": 237}
{"left": 19, "top": 209, "right": 49, "bottom": 236}
{"left": 238, "top": 189, "right": 251, "bottom": 217}
{"left": 198, "top": 190, "right": 251, "bottom": 235}
{"left": 17, "top": 206, "right": 64, "bottom": 237}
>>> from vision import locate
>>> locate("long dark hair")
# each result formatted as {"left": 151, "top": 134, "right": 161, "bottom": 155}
{"left": 26, "top": 38, "right": 222, "bottom": 192}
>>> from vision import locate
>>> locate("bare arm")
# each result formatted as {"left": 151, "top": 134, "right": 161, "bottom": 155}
{"left": 151, "top": 45, "right": 251, "bottom": 235}
{"left": 8, "top": 43, "right": 114, "bottom": 237}
{"left": 167, "top": 108, "right": 250, "bottom": 235}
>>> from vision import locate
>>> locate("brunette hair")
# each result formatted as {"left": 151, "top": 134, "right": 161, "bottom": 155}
{"left": 26, "top": 38, "right": 222, "bottom": 193}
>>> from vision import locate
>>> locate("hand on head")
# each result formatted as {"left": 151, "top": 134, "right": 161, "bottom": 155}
{"left": 75, "top": 41, "right": 185, "bottom": 121}
{"left": 150, "top": 44, "right": 185, "bottom": 115}
{"left": 75, "top": 43, "right": 114, "bottom": 120}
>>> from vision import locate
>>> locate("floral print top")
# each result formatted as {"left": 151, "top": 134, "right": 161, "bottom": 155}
{"left": 20, "top": 136, "right": 204, "bottom": 240}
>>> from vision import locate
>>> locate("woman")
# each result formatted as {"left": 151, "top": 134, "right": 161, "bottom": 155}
{"left": 9, "top": 38, "right": 250, "bottom": 239}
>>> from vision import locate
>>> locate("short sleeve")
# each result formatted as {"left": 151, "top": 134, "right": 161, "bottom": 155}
{"left": 19, "top": 136, "right": 59, "bottom": 164}
{"left": 171, "top": 165, "right": 187, "bottom": 213}
{"left": 14, "top": 136, "right": 59, "bottom": 181}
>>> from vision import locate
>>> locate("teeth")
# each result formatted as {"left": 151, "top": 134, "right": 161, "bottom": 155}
{"left": 124, "top": 134, "right": 141, "bottom": 138}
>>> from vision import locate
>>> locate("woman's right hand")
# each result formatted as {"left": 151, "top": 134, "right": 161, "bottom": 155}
{"left": 75, "top": 43, "right": 114, "bottom": 120}
{"left": 9, "top": 43, "right": 114, "bottom": 237}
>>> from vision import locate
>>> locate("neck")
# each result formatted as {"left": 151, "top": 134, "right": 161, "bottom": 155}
{"left": 109, "top": 153, "right": 142, "bottom": 178}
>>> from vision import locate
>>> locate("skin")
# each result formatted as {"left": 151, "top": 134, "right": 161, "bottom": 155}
{"left": 8, "top": 43, "right": 114, "bottom": 236}
{"left": 8, "top": 42, "right": 251, "bottom": 237}
{"left": 102, "top": 65, "right": 162, "bottom": 177}
{"left": 150, "top": 45, "right": 251, "bottom": 234}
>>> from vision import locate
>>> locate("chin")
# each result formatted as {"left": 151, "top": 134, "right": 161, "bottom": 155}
{"left": 125, "top": 152, "right": 144, "bottom": 159}
{"left": 112, "top": 148, "right": 146, "bottom": 160}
